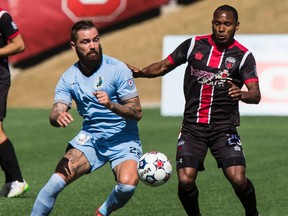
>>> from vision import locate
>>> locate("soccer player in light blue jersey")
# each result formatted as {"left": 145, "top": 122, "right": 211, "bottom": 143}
{"left": 31, "top": 20, "right": 143, "bottom": 216}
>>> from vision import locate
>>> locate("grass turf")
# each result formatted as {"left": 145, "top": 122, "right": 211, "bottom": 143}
{"left": 0, "top": 108, "right": 287, "bottom": 215}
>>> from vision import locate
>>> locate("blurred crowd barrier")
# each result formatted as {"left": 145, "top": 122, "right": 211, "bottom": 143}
{"left": 3, "top": 0, "right": 172, "bottom": 66}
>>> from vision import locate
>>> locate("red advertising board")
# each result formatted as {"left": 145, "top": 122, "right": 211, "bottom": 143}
{"left": 3, "top": 0, "right": 168, "bottom": 65}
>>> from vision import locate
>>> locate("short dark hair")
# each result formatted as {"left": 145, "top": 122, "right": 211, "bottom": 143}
{"left": 213, "top": 5, "right": 238, "bottom": 23}
{"left": 71, "top": 20, "right": 96, "bottom": 43}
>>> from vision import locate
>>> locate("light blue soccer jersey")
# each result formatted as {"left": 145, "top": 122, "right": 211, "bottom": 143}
{"left": 54, "top": 55, "right": 140, "bottom": 140}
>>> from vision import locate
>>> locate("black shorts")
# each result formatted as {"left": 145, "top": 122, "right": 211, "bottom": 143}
{"left": 0, "top": 84, "right": 9, "bottom": 121}
{"left": 176, "top": 123, "right": 246, "bottom": 171}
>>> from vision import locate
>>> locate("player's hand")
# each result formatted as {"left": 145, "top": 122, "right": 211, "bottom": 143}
{"left": 93, "top": 90, "right": 111, "bottom": 108}
{"left": 126, "top": 63, "right": 142, "bottom": 78}
{"left": 126, "top": 63, "right": 140, "bottom": 72}
{"left": 57, "top": 112, "right": 74, "bottom": 127}
{"left": 228, "top": 81, "right": 242, "bottom": 101}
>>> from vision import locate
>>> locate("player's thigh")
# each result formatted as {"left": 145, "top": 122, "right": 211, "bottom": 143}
{"left": 210, "top": 127, "right": 245, "bottom": 169}
{"left": 56, "top": 147, "right": 91, "bottom": 182}
{"left": 0, "top": 84, "right": 8, "bottom": 121}
{"left": 176, "top": 131, "right": 208, "bottom": 171}
{"left": 113, "top": 159, "right": 139, "bottom": 186}
{"left": 110, "top": 139, "right": 142, "bottom": 185}
{"left": 0, "top": 84, "right": 9, "bottom": 142}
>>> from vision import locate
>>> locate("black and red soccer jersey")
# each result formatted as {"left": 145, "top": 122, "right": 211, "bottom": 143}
{"left": 168, "top": 34, "right": 259, "bottom": 126}
{"left": 0, "top": 8, "right": 21, "bottom": 85}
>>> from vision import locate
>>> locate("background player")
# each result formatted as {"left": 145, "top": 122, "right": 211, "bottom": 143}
{"left": 31, "top": 20, "right": 142, "bottom": 216}
{"left": 128, "top": 4, "right": 261, "bottom": 216}
{"left": 0, "top": 7, "right": 29, "bottom": 198}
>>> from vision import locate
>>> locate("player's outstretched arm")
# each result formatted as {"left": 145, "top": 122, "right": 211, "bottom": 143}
{"left": 127, "top": 58, "right": 175, "bottom": 78}
{"left": 49, "top": 102, "right": 74, "bottom": 128}
{"left": 94, "top": 91, "right": 142, "bottom": 121}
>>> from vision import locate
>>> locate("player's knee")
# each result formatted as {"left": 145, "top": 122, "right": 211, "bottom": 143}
{"left": 179, "top": 178, "right": 196, "bottom": 190}
{"left": 178, "top": 169, "right": 196, "bottom": 189}
{"left": 118, "top": 174, "right": 138, "bottom": 186}
{"left": 55, "top": 157, "right": 71, "bottom": 179}
{"left": 229, "top": 175, "right": 246, "bottom": 190}
{"left": 224, "top": 166, "right": 246, "bottom": 189}
{"left": 235, "top": 178, "right": 246, "bottom": 190}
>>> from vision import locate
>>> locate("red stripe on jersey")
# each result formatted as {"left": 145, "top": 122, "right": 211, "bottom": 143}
{"left": 196, "top": 40, "right": 223, "bottom": 124}
{"left": 197, "top": 84, "right": 213, "bottom": 124}
{"left": 244, "top": 78, "right": 259, "bottom": 84}
{"left": 196, "top": 35, "right": 210, "bottom": 41}
{"left": 208, "top": 46, "right": 224, "bottom": 68}
{"left": 167, "top": 55, "right": 175, "bottom": 65}
{"left": 233, "top": 40, "right": 248, "bottom": 52}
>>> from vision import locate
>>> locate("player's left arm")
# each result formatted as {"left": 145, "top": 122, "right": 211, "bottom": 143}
{"left": 0, "top": 12, "right": 25, "bottom": 57}
{"left": 0, "top": 34, "right": 25, "bottom": 57}
{"left": 229, "top": 52, "right": 261, "bottom": 104}
{"left": 93, "top": 91, "right": 142, "bottom": 121}
{"left": 228, "top": 81, "right": 261, "bottom": 104}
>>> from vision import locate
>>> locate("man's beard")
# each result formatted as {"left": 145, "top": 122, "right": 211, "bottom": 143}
{"left": 77, "top": 45, "right": 103, "bottom": 69}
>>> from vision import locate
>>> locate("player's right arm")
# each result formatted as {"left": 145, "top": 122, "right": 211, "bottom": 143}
{"left": 127, "top": 58, "right": 175, "bottom": 78}
{"left": 128, "top": 38, "right": 192, "bottom": 78}
{"left": 49, "top": 102, "right": 74, "bottom": 128}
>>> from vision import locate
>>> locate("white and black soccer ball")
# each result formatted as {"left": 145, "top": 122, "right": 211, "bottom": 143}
{"left": 137, "top": 151, "right": 172, "bottom": 187}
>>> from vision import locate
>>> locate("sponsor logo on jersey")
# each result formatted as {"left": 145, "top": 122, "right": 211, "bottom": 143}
{"left": 190, "top": 66, "right": 232, "bottom": 87}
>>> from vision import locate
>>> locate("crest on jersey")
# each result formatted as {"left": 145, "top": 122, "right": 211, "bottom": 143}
{"left": 93, "top": 77, "right": 103, "bottom": 90}
{"left": 225, "top": 56, "right": 236, "bottom": 69}
{"left": 127, "top": 78, "right": 135, "bottom": 90}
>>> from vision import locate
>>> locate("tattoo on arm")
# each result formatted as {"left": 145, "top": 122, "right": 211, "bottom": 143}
{"left": 109, "top": 97, "right": 142, "bottom": 121}
{"left": 49, "top": 102, "right": 69, "bottom": 127}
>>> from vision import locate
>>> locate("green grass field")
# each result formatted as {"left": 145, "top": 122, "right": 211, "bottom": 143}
{"left": 0, "top": 108, "right": 287, "bottom": 216}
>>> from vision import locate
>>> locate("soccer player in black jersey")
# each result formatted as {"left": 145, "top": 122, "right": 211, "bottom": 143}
{"left": 128, "top": 4, "right": 261, "bottom": 216}
{"left": 0, "top": 7, "right": 29, "bottom": 197}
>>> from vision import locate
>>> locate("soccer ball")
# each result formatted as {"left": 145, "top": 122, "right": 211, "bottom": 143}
{"left": 137, "top": 151, "right": 172, "bottom": 187}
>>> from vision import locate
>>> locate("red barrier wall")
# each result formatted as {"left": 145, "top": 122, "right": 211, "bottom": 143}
{"left": 3, "top": 0, "right": 168, "bottom": 65}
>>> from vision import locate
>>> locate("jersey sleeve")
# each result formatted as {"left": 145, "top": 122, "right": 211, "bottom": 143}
{"left": 115, "top": 62, "right": 138, "bottom": 102}
{"left": 0, "top": 11, "right": 20, "bottom": 40}
{"left": 168, "top": 38, "right": 192, "bottom": 66}
{"left": 54, "top": 74, "right": 73, "bottom": 107}
{"left": 240, "top": 52, "right": 259, "bottom": 84}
